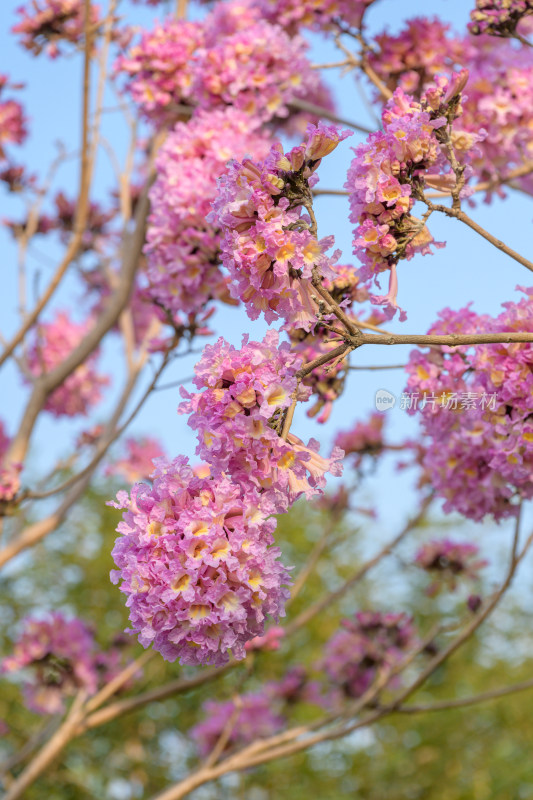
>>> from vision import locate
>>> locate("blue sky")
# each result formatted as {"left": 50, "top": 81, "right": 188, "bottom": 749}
{"left": 1, "top": 0, "right": 532, "bottom": 542}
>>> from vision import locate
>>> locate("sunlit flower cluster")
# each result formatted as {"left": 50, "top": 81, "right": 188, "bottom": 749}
{"left": 114, "top": 18, "right": 203, "bottom": 125}
{"left": 255, "top": 0, "right": 376, "bottom": 35}
{"left": 405, "top": 289, "right": 533, "bottom": 521}
{"left": 106, "top": 436, "right": 165, "bottom": 484}
{"left": 345, "top": 82, "right": 477, "bottom": 319}
{"left": 210, "top": 123, "right": 350, "bottom": 327}
{"left": 469, "top": 0, "right": 533, "bottom": 36}
{"left": 12, "top": 0, "right": 101, "bottom": 58}
{"left": 111, "top": 457, "right": 291, "bottom": 666}
{"left": 0, "top": 75, "right": 27, "bottom": 161}
{"left": 145, "top": 108, "right": 271, "bottom": 316}
{"left": 179, "top": 331, "right": 343, "bottom": 508}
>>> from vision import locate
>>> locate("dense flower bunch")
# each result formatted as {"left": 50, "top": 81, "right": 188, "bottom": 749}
{"left": 110, "top": 457, "right": 291, "bottom": 666}
{"left": 210, "top": 123, "right": 351, "bottom": 327}
{"left": 459, "top": 39, "right": 533, "bottom": 188}
{"left": 192, "top": 20, "right": 318, "bottom": 123}
{"left": 2, "top": 613, "right": 99, "bottom": 714}
{"left": 322, "top": 612, "right": 416, "bottom": 699}
{"left": 367, "top": 18, "right": 533, "bottom": 192}
{"left": 114, "top": 19, "right": 203, "bottom": 125}
{"left": 115, "top": 0, "right": 320, "bottom": 127}
{"left": 255, "top": 0, "right": 376, "bottom": 35}
{"left": 345, "top": 81, "right": 479, "bottom": 319}
{"left": 469, "top": 0, "right": 533, "bottom": 36}
{"left": 106, "top": 437, "right": 165, "bottom": 484}
{"left": 179, "top": 331, "right": 343, "bottom": 508}
{"left": 405, "top": 289, "right": 533, "bottom": 521}
{"left": 145, "top": 108, "right": 271, "bottom": 316}
{"left": 0, "top": 422, "right": 21, "bottom": 506}
{"left": 368, "top": 18, "right": 469, "bottom": 97}
{"left": 415, "top": 538, "right": 487, "bottom": 595}
{"left": 0, "top": 75, "right": 27, "bottom": 161}
{"left": 12, "top": 0, "right": 101, "bottom": 58}
{"left": 334, "top": 413, "right": 386, "bottom": 469}
{"left": 190, "top": 693, "right": 284, "bottom": 756}
{"left": 25, "top": 312, "right": 109, "bottom": 417}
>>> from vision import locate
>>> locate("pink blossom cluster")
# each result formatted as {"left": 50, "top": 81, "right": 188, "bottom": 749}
{"left": 179, "top": 331, "right": 344, "bottom": 508}
{"left": 458, "top": 39, "right": 533, "bottom": 190}
{"left": 2, "top": 613, "right": 98, "bottom": 714}
{"left": 321, "top": 611, "right": 416, "bottom": 699}
{"left": 114, "top": 19, "right": 202, "bottom": 125}
{"left": 367, "top": 18, "right": 533, "bottom": 194}
{"left": 192, "top": 19, "right": 319, "bottom": 124}
{"left": 415, "top": 538, "right": 487, "bottom": 596}
{"left": 334, "top": 413, "right": 386, "bottom": 469}
{"left": 405, "top": 289, "right": 533, "bottom": 521}
{"left": 12, "top": 0, "right": 101, "bottom": 58}
{"left": 254, "top": 0, "right": 376, "bottom": 35}
{"left": 110, "top": 456, "right": 291, "bottom": 666}
{"left": 0, "top": 75, "right": 27, "bottom": 162}
{"left": 0, "top": 421, "right": 22, "bottom": 506}
{"left": 345, "top": 87, "right": 452, "bottom": 320}
{"left": 115, "top": 1, "right": 321, "bottom": 127}
{"left": 469, "top": 0, "right": 533, "bottom": 36}
{"left": 106, "top": 436, "right": 165, "bottom": 484}
{"left": 190, "top": 693, "right": 284, "bottom": 756}
{"left": 145, "top": 108, "right": 271, "bottom": 317}
{"left": 368, "top": 18, "right": 469, "bottom": 98}
{"left": 210, "top": 123, "right": 351, "bottom": 327}
{"left": 25, "top": 311, "right": 109, "bottom": 417}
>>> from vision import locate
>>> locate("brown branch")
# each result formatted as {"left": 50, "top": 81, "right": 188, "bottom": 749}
{"left": 80, "top": 663, "right": 235, "bottom": 732}
{"left": 0, "top": 2, "right": 95, "bottom": 370}
{"left": 6, "top": 167, "right": 154, "bottom": 468}
{"left": 388, "top": 676, "right": 533, "bottom": 715}
{"left": 426, "top": 200, "right": 533, "bottom": 274}
{"left": 3, "top": 691, "right": 87, "bottom": 800}
{"left": 284, "top": 495, "right": 432, "bottom": 637}
{"left": 287, "top": 98, "right": 373, "bottom": 135}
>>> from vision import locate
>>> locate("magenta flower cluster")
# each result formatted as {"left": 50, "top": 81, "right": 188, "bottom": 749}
{"left": 190, "top": 693, "right": 284, "bottom": 756}
{"left": 106, "top": 436, "right": 166, "bottom": 484}
{"left": 469, "top": 0, "right": 533, "bottom": 36}
{"left": 415, "top": 538, "right": 487, "bottom": 596}
{"left": 111, "top": 456, "right": 291, "bottom": 666}
{"left": 12, "top": 0, "right": 101, "bottom": 58}
{"left": 256, "top": 0, "right": 376, "bottom": 35}
{"left": 115, "top": 0, "right": 321, "bottom": 127}
{"left": 0, "top": 75, "right": 27, "bottom": 162}
{"left": 405, "top": 288, "right": 533, "bottom": 521}
{"left": 145, "top": 108, "right": 270, "bottom": 317}
{"left": 334, "top": 413, "right": 386, "bottom": 469}
{"left": 2, "top": 613, "right": 99, "bottom": 714}
{"left": 345, "top": 87, "right": 451, "bottom": 320}
{"left": 210, "top": 123, "right": 351, "bottom": 327}
{"left": 322, "top": 611, "right": 416, "bottom": 699}
{"left": 179, "top": 330, "right": 343, "bottom": 507}
{"left": 367, "top": 18, "right": 533, "bottom": 195}
{"left": 25, "top": 311, "right": 109, "bottom": 417}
